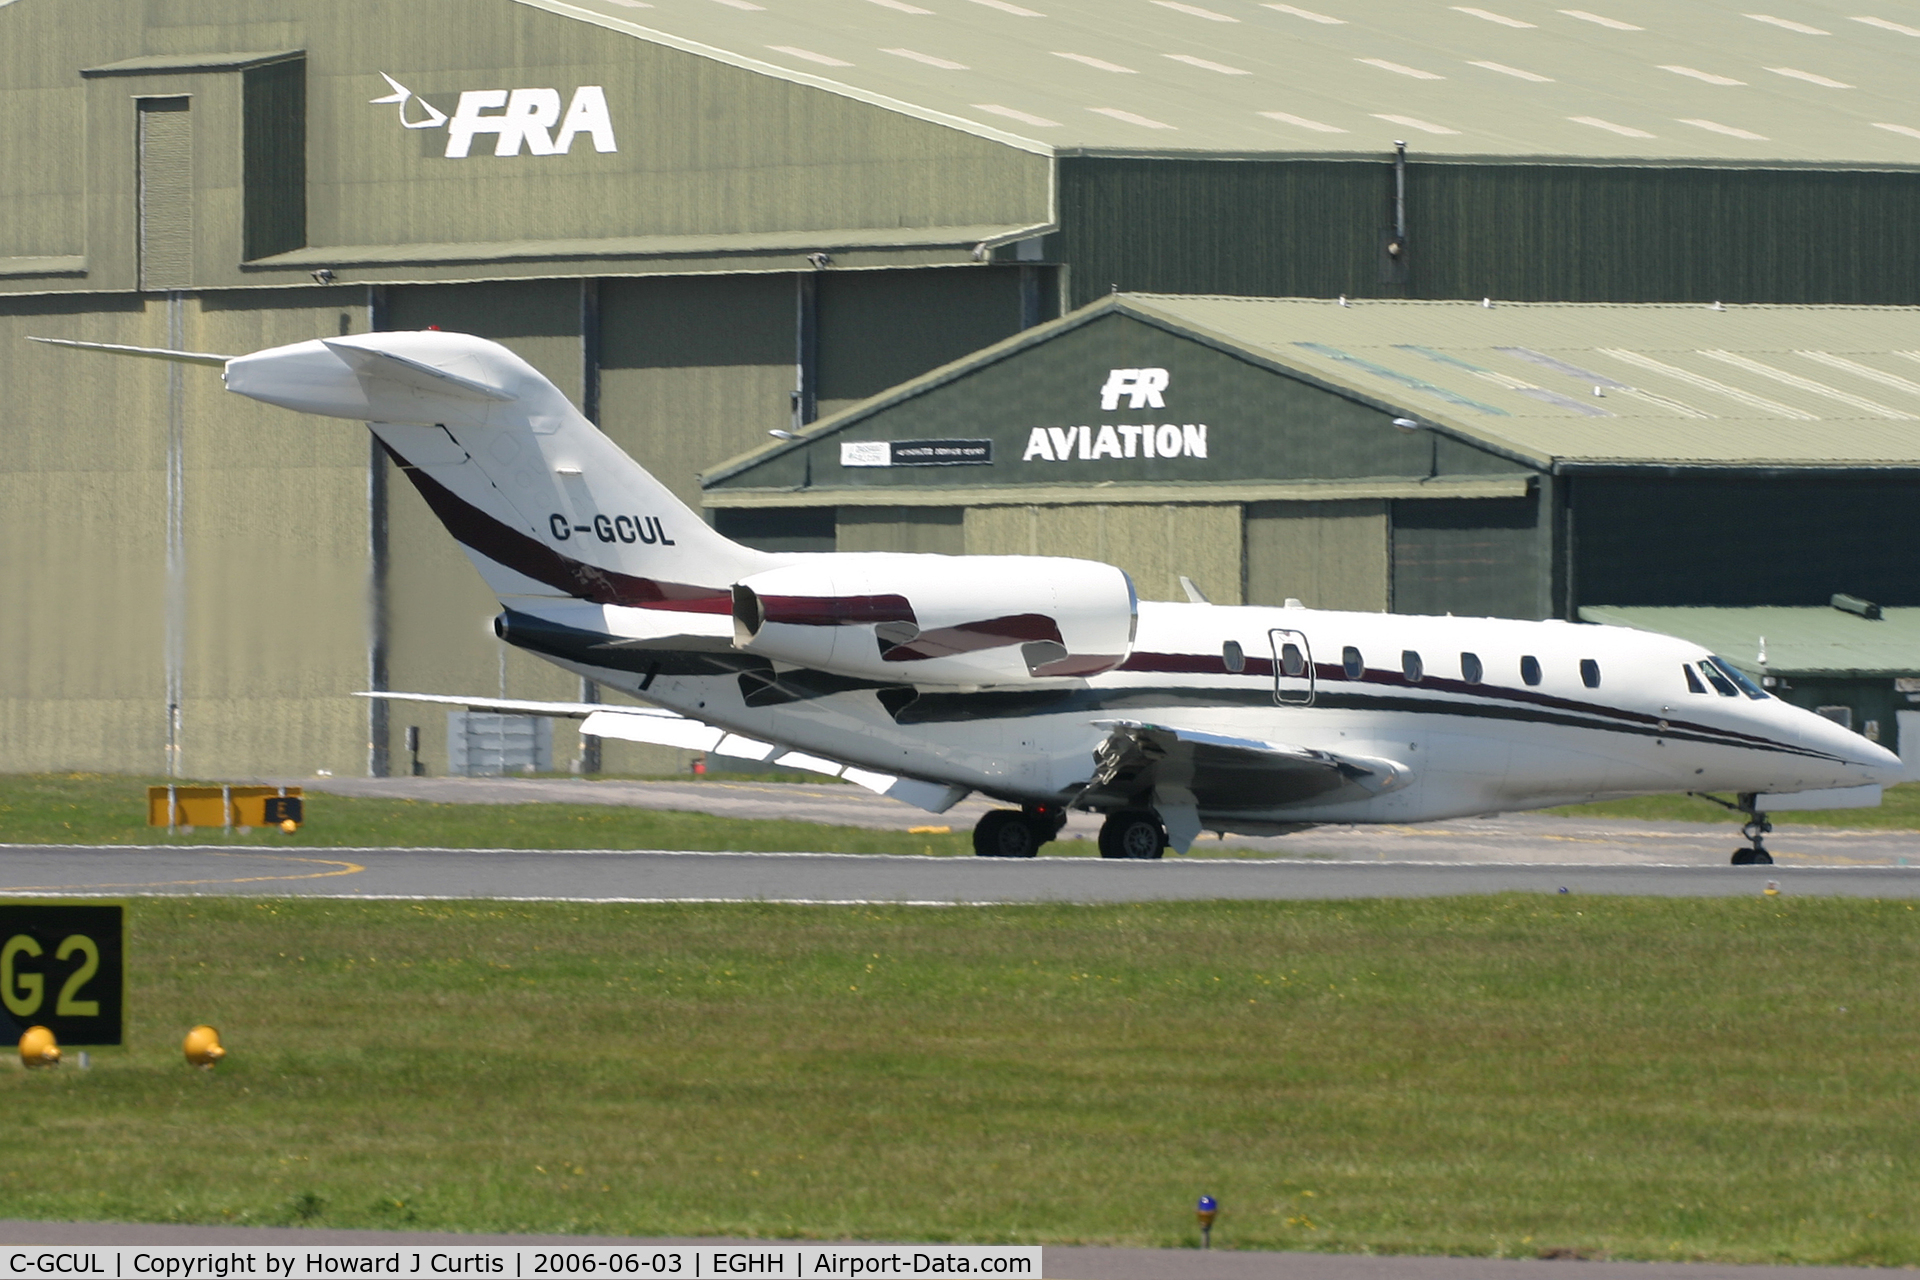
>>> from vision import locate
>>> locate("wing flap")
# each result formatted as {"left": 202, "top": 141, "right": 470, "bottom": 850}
{"left": 1082, "top": 720, "right": 1412, "bottom": 825}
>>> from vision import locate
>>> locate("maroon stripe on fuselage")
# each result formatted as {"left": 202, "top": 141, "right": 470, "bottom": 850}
{"left": 885, "top": 613, "right": 1063, "bottom": 662}
{"left": 383, "top": 442, "right": 731, "bottom": 613}
{"left": 1121, "top": 652, "right": 1277, "bottom": 677}
{"left": 760, "top": 594, "right": 915, "bottom": 627}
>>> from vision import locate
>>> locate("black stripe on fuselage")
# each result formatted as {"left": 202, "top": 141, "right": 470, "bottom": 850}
{"left": 878, "top": 682, "right": 1835, "bottom": 763}
{"left": 506, "top": 617, "right": 1835, "bottom": 765}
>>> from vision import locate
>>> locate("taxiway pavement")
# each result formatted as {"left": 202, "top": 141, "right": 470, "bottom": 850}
{"left": 3, "top": 843, "right": 1917, "bottom": 902}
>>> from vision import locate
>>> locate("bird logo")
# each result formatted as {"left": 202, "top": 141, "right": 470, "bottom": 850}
{"left": 369, "top": 73, "right": 448, "bottom": 130}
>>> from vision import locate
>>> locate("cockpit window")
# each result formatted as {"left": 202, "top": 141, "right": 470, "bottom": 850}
{"left": 1520, "top": 655, "right": 1541, "bottom": 686}
{"left": 1699, "top": 660, "right": 1739, "bottom": 698}
{"left": 1402, "top": 650, "right": 1424, "bottom": 682}
{"left": 1460, "top": 652, "right": 1483, "bottom": 684}
{"left": 1708, "top": 656, "right": 1769, "bottom": 700}
{"left": 1684, "top": 664, "right": 1707, "bottom": 694}
{"left": 1343, "top": 646, "right": 1364, "bottom": 680}
{"left": 1222, "top": 640, "right": 1245, "bottom": 674}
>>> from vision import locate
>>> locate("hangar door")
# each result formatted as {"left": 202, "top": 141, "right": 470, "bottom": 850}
{"left": 1244, "top": 501, "right": 1388, "bottom": 612}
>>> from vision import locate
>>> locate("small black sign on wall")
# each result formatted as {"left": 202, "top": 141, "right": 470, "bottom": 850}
{"left": 0, "top": 904, "right": 124, "bottom": 1046}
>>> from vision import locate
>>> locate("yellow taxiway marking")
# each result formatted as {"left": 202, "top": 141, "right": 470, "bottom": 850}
{"left": 0, "top": 849, "right": 366, "bottom": 894}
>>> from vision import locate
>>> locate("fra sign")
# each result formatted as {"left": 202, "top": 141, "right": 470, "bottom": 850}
{"left": 0, "top": 904, "right": 124, "bottom": 1046}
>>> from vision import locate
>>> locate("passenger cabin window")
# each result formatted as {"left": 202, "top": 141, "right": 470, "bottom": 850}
{"left": 1280, "top": 642, "right": 1307, "bottom": 678}
{"left": 1709, "top": 656, "right": 1770, "bottom": 700}
{"left": 1460, "top": 652, "right": 1483, "bottom": 684}
{"left": 1343, "top": 646, "right": 1364, "bottom": 680}
{"left": 1520, "top": 655, "right": 1542, "bottom": 686}
{"left": 1402, "top": 650, "right": 1424, "bottom": 682}
{"left": 1684, "top": 664, "right": 1707, "bottom": 694}
{"left": 1222, "top": 640, "right": 1245, "bottom": 674}
{"left": 1580, "top": 658, "right": 1601, "bottom": 689}
{"left": 1699, "top": 661, "right": 1739, "bottom": 698}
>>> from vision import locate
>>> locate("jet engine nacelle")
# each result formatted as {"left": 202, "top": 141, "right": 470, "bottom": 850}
{"left": 731, "top": 554, "right": 1137, "bottom": 687}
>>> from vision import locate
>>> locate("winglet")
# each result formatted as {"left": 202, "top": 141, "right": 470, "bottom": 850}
{"left": 27, "top": 336, "right": 231, "bottom": 367}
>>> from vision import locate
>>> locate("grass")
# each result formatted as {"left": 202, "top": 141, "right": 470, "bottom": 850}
{"left": 3, "top": 896, "right": 1920, "bottom": 1264}
{"left": 0, "top": 773, "right": 974, "bottom": 856}
{"left": 1547, "top": 781, "right": 1920, "bottom": 829}
{"left": 5, "top": 774, "right": 1919, "bottom": 863}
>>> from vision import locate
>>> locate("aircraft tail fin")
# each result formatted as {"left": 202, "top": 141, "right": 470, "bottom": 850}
{"left": 36, "top": 328, "right": 775, "bottom": 610}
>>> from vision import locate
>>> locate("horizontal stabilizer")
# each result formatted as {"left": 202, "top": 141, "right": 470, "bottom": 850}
{"left": 27, "top": 336, "right": 231, "bottom": 366}
{"left": 322, "top": 337, "right": 514, "bottom": 402}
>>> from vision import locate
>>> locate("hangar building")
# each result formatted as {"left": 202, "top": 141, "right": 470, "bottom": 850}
{"left": 708, "top": 293, "right": 1920, "bottom": 745}
{"left": 4, "top": 0, "right": 1919, "bottom": 777}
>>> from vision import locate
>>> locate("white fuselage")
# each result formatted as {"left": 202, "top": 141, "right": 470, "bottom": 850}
{"left": 526, "top": 597, "right": 1900, "bottom": 828}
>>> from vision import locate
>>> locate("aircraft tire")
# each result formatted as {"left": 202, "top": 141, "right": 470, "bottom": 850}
{"left": 974, "top": 809, "right": 1041, "bottom": 858}
{"left": 1731, "top": 848, "right": 1773, "bottom": 865}
{"left": 1099, "top": 811, "right": 1167, "bottom": 860}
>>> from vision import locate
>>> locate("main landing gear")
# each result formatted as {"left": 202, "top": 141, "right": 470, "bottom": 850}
{"left": 972, "top": 804, "right": 1068, "bottom": 858}
{"left": 1691, "top": 791, "right": 1774, "bottom": 865}
{"left": 970, "top": 805, "right": 1171, "bottom": 859}
{"left": 1097, "top": 810, "right": 1167, "bottom": 860}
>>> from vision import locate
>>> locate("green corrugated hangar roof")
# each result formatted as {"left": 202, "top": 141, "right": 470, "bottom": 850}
{"left": 527, "top": 0, "right": 1920, "bottom": 164}
{"left": 1582, "top": 605, "right": 1920, "bottom": 675}
{"left": 1123, "top": 294, "right": 1920, "bottom": 468}
{"left": 705, "top": 292, "right": 1920, "bottom": 481}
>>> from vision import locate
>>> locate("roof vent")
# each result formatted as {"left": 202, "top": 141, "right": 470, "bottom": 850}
{"left": 1832, "top": 592, "right": 1882, "bottom": 620}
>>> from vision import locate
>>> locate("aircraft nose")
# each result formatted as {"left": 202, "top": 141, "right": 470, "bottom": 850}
{"left": 1854, "top": 737, "right": 1906, "bottom": 784}
{"left": 1802, "top": 712, "right": 1906, "bottom": 784}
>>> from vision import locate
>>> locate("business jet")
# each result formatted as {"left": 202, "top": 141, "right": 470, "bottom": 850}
{"left": 33, "top": 330, "right": 1902, "bottom": 864}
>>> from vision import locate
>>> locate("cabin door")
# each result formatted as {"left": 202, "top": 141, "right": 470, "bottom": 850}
{"left": 1268, "top": 629, "right": 1315, "bottom": 706}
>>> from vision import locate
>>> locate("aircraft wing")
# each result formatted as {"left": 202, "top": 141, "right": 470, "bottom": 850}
{"left": 1081, "top": 719, "right": 1413, "bottom": 849}
{"left": 356, "top": 690, "right": 968, "bottom": 813}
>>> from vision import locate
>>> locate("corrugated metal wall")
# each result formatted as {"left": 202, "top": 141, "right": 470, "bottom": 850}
{"left": 837, "top": 507, "right": 965, "bottom": 554}
{"left": 964, "top": 504, "right": 1243, "bottom": 604}
{"left": 600, "top": 274, "right": 796, "bottom": 510}
{"left": 1574, "top": 476, "right": 1920, "bottom": 608}
{"left": 816, "top": 269, "right": 1030, "bottom": 419}
{"left": 0, "top": 291, "right": 371, "bottom": 777}
{"left": 1058, "top": 158, "right": 1920, "bottom": 309}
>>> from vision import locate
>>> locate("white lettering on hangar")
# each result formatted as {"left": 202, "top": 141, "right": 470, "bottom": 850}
{"left": 1021, "top": 422, "right": 1208, "bottom": 461}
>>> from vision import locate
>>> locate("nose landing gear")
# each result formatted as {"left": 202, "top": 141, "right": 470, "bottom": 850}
{"left": 1692, "top": 790, "right": 1775, "bottom": 865}
{"left": 1732, "top": 813, "right": 1774, "bottom": 865}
